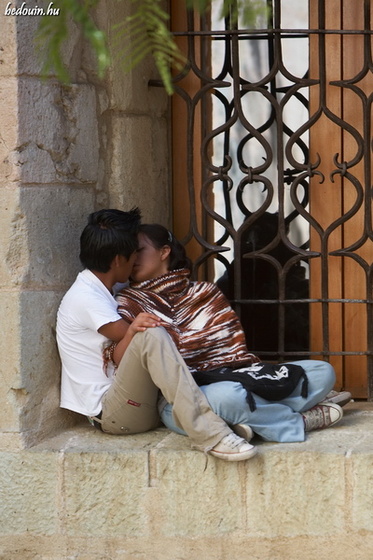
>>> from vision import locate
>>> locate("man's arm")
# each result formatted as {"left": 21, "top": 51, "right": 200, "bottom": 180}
{"left": 98, "top": 318, "right": 128, "bottom": 342}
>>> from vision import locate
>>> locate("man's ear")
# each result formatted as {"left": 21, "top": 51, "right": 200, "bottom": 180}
{"left": 112, "top": 254, "right": 123, "bottom": 268}
{"left": 160, "top": 245, "right": 171, "bottom": 261}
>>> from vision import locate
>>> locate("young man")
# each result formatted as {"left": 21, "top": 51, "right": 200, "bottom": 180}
{"left": 56, "top": 208, "right": 257, "bottom": 461}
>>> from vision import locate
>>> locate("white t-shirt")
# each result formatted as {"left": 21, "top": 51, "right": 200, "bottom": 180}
{"left": 57, "top": 269, "right": 122, "bottom": 416}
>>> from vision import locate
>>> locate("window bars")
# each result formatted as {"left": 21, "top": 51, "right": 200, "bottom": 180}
{"left": 151, "top": 0, "right": 372, "bottom": 397}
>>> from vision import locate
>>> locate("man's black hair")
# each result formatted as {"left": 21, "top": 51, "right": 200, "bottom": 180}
{"left": 79, "top": 208, "right": 141, "bottom": 272}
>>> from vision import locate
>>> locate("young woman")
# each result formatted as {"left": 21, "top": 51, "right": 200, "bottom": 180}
{"left": 112, "top": 224, "right": 346, "bottom": 443}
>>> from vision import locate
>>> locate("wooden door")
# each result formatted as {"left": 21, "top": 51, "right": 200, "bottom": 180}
{"left": 309, "top": 0, "right": 372, "bottom": 397}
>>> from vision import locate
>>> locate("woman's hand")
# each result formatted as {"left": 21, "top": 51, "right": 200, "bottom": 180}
{"left": 127, "top": 312, "right": 162, "bottom": 336}
{"left": 112, "top": 312, "right": 162, "bottom": 365}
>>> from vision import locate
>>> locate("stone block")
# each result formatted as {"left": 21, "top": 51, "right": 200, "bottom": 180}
{"left": 107, "top": 56, "right": 169, "bottom": 116}
{"left": 146, "top": 434, "right": 246, "bottom": 537}
{"left": 63, "top": 450, "right": 151, "bottom": 537}
{"left": 0, "top": 286, "right": 83, "bottom": 442}
{"left": 0, "top": 78, "right": 19, "bottom": 180}
{"left": 350, "top": 450, "right": 373, "bottom": 531}
{"left": 1, "top": 3, "right": 88, "bottom": 79}
{"left": 245, "top": 444, "right": 346, "bottom": 537}
{"left": 94, "top": 0, "right": 169, "bottom": 115}
{"left": 0, "top": 185, "right": 94, "bottom": 288}
{"left": 0, "top": 451, "right": 58, "bottom": 535}
{"left": 4, "top": 78, "right": 99, "bottom": 184}
{"left": 0, "top": 188, "right": 29, "bottom": 287}
{"left": 18, "top": 185, "right": 92, "bottom": 286}
{"left": 0, "top": 433, "right": 25, "bottom": 452}
{"left": 38, "top": 426, "right": 170, "bottom": 537}
{"left": 109, "top": 114, "right": 170, "bottom": 223}
{"left": 0, "top": 291, "right": 22, "bottom": 432}
{"left": 0, "top": 187, "right": 94, "bottom": 442}
{"left": 339, "top": 402, "right": 373, "bottom": 535}
{"left": 15, "top": 290, "right": 67, "bottom": 434}
{"left": 0, "top": 12, "right": 17, "bottom": 76}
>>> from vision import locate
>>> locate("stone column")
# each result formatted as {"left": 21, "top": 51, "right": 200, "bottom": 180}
{"left": 0, "top": 1, "right": 170, "bottom": 449}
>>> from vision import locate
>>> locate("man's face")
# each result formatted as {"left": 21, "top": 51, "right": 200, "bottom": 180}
{"left": 115, "top": 252, "right": 137, "bottom": 283}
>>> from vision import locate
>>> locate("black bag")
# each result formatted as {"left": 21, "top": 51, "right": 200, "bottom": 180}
{"left": 193, "top": 362, "right": 308, "bottom": 412}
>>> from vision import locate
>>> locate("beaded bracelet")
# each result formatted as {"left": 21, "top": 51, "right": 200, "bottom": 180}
{"left": 103, "top": 342, "right": 118, "bottom": 375}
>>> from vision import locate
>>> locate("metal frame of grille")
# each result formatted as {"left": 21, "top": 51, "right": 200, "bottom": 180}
{"left": 151, "top": 0, "right": 373, "bottom": 398}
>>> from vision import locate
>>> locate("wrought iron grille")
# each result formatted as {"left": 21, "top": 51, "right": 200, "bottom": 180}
{"left": 152, "top": 0, "right": 373, "bottom": 398}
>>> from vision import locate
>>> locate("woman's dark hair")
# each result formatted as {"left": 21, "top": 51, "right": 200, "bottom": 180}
{"left": 80, "top": 208, "right": 141, "bottom": 272}
{"left": 139, "top": 224, "right": 192, "bottom": 271}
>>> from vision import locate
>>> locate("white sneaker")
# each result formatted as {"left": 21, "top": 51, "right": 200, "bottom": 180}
{"left": 321, "top": 390, "right": 352, "bottom": 407}
{"left": 232, "top": 423, "right": 254, "bottom": 442}
{"left": 209, "top": 433, "right": 258, "bottom": 462}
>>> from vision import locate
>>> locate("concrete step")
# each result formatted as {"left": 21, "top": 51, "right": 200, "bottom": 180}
{"left": 0, "top": 402, "right": 372, "bottom": 560}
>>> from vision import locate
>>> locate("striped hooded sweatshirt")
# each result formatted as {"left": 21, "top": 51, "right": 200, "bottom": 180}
{"left": 115, "top": 268, "right": 258, "bottom": 373}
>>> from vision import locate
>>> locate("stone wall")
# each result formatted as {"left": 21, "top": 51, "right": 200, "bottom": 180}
{"left": 1, "top": 404, "right": 373, "bottom": 560}
{"left": 0, "top": 1, "right": 170, "bottom": 449}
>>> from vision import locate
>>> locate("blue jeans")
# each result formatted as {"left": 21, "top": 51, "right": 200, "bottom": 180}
{"left": 160, "top": 360, "right": 336, "bottom": 443}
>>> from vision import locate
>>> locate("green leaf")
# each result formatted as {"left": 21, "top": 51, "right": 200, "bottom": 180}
{"left": 113, "top": 0, "right": 186, "bottom": 94}
{"left": 35, "top": 0, "right": 267, "bottom": 92}
{"left": 35, "top": 0, "right": 110, "bottom": 82}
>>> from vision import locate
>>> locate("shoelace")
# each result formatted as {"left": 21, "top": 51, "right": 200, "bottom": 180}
{"left": 220, "top": 433, "right": 246, "bottom": 449}
{"left": 303, "top": 406, "right": 330, "bottom": 431}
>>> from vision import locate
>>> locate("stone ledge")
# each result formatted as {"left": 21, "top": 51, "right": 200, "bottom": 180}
{"left": 31, "top": 401, "right": 373, "bottom": 456}
{"left": 0, "top": 402, "right": 372, "bottom": 560}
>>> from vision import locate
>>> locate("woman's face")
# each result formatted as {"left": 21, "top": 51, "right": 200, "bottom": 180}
{"left": 131, "top": 233, "right": 170, "bottom": 282}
